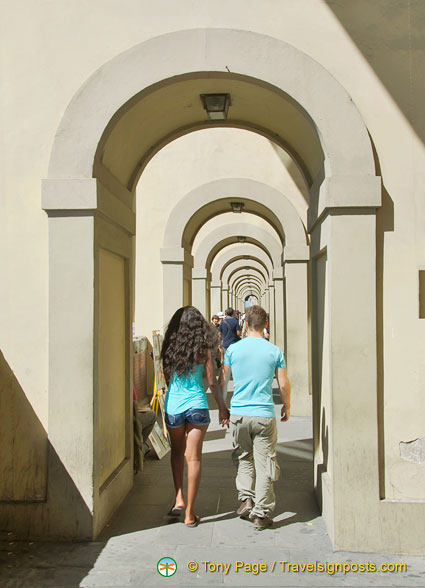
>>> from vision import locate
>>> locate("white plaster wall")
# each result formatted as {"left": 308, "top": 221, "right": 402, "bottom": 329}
{"left": 1, "top": 0, "right": 424, "bottom": 504}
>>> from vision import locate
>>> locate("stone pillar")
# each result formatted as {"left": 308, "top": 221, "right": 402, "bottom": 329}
{"left": 42, "top": 178, "right": 134, "bottom": 539}
{"left": 268, "top": 282, "right": 275, "bottom": 343}
{"left": 236, "top": 294, "right": 241, "bottom": 312}
{"left": 309, "top": 175, "right": 389, "bottom": 552}
{"left": 210, "top": 280, "right": 222, "bottom": 314}
{"left": 263, "top": 287, "right": 269, "bottom": 312}
{"left": 273, "top": 268, "right": 285, "bottom": 351}
{"left": 283, "top": 245, "right": 310, "bottom": 416}
{"left": 192, "top": 267, "right": 209, "bottom": 318}
{"left": 221, "top": 287, "right": 229, "bottom": 311}
{"left": 312, "top": 211, "right": 379, "bottom": 550}
{"left": 160, "top": 247, "right": 194, "bottom": 327}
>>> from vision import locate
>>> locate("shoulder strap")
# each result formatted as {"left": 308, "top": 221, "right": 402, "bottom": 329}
{"left": 224, "top": 318, "right": 238, "bottom": 336}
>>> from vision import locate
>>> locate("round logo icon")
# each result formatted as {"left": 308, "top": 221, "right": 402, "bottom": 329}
{"left": 157, "top": 557, "right": 177, "bottom": 577}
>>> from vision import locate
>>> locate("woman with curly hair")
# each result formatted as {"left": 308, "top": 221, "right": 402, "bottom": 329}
{"left": 161, "top": 306, "right": 230, "bottom": 527}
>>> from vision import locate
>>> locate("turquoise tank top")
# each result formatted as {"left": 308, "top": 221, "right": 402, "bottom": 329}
{"left": 164, "top": 364, "right": 208, "bottom": 414}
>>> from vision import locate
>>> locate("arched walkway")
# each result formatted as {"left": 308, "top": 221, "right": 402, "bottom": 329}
{"left": 226, "top": 263, "right": 268, "bottom": 308}
{"left": 160, "top": 177, "right": 310, "bottom": 330}
{"left": 190, "top": 222, "right": 285, "bottom": 347}
{"left": 211, "top": 244, "right": 276, "bottom": 338}
{"left": 38, "top": 28, "right": 404, "bottom": 555}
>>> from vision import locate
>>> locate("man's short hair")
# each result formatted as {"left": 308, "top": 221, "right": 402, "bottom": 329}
{"left": 245, "top": 305, "right": 267, "bottom": 330}
{"left": 225, "top": 307, "right": 234, "bottom": 316}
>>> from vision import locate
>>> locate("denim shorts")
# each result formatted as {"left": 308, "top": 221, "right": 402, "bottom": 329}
{"left": 165, "top": 408, "right": 211, "bottom": 428}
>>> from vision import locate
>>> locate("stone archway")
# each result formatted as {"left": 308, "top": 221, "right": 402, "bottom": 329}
{"left": 162, "top": 178, "right": 307, "bottom": 251}
{"left": 190, "top": 222, "right": 284, "bottom": 346}
{"left": 227, "top": 265, "right": 268, "bottom": 305}
{"left": 211, "top": 244, "right": 276, "bottom": 335}
{"left": 160, "top": 177, "right": 308, "bottom": 333}
{"left": 211, "top": 244, "right": 274, "bottom": 282}
{"left": 224, "top": 260, "right": 269, "bottom": 289}
{"left": 39, "top": 29, "right": 404, "bottom": 553}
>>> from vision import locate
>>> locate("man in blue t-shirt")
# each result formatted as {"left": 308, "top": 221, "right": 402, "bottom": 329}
{"left": 218, "top": 307, "right": 241, "bottom": 352}
{"left": 220, "top": 305, "right": 291, "bottom": 530}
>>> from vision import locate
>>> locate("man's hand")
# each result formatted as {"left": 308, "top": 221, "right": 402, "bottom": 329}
{"left": 276, "top": 367, "right": 291, "bottom": 422}
{"left": 280, "top": 404, "right": 290, "bottom": 422}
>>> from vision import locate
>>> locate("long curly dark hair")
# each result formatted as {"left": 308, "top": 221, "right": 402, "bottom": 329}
{"left": 161, "top": 306, "right": 218, "bottom": 384}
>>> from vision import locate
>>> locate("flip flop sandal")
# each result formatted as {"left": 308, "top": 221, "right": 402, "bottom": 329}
{"left": 185, "top": 516, "right": 200, "bottom": 528}
{"left": 167, "top": 506, "right": 183, "bottom": 517}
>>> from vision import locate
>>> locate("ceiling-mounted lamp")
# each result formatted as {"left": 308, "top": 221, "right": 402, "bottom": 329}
{"left": 200, "top": 93, "right": 231, "bottom": 120}
{"left": 237, "top": 236, "right": 246, "bottom": 243}
{"left": 230, "top": 201, "right": 244, "bottom": 213}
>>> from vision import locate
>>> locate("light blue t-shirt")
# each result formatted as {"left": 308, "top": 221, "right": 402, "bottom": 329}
{"left": 164, "top": 364, "right": 208, "bottom": 414}
{"left": 223, "top": 337, "right": 286, "bottom": 418}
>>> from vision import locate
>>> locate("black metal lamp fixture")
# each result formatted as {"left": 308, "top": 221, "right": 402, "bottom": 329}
{"left": 200, "top": 93, "right": 231, "bottom": 120}
{"left": 230, "top": 201, "right": 244, "bottom": 213}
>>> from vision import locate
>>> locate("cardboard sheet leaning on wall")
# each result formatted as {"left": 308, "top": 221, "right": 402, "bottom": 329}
{"left": 147, "top": 330, "right": 170, "bottom": 459}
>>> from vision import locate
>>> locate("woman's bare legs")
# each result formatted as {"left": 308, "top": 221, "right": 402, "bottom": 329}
{"left": 184, "top": 424, "right": 208, "bottom": 525}
{"left": 167, "top": 425, "right": 186, "bottom": 509}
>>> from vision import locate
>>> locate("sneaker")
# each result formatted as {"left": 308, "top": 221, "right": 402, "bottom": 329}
{"left": 236, "top": 497, "right": 254, "bottom": 519}
{"left": 253, "top": 516, "right": 273, "bottom": 530}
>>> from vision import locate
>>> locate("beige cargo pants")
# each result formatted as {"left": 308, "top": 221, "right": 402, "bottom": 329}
{"left": 230, "top": 415, "right": 280, "bottom": 518}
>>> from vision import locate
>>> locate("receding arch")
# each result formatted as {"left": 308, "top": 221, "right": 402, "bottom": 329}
{"left": 194, "top": 223, "right": 282, "bottom": 270}
{"left": 224, "top": 260, "right": 269, "bottom": 287}
{"left": 237, "top": 280, "right": 262, "bottom": 295}
{"left": 163, "top": 178, "right": 307, "bottom": 251}
{"left": 230, "top": 269, "right": 265, "bottom": 292}
{"left": 239, "top": 286, "right": 261, "bottom": 300}
{"left": 223, "top": 256, "right": 270, "bottom": 283}
{"left": 231, "top": 279, "right": 265, "bottom": 305}
{"left": 239, "top": 286, "right": 259, "bottom": 297}
{"left": 211, "top": 244, "right": 274, "bottom": 281}
{"left": 233, "top": 277, "right": 264, "bottom": 294}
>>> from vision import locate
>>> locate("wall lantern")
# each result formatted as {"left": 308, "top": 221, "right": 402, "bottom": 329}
{"left": 230, "top": 201, "right": 244, "bottom": 213}
{"left": 237, "top": 236, "right": 246, "bottom": 243}
{"left": 200, "top": 93, "right": 231, "bottom": 120}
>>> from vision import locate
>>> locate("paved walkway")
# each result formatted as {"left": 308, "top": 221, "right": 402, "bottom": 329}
{"left": 1, "top": 391, "right": 424, "bottom": 587}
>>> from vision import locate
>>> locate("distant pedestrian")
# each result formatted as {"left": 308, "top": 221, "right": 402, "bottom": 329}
{"left": 218, "top": 307, "right": 241, "bottom": 357}
{"left": 240, "top": 313, "right": 247, "bottom": 339}
{"left": 162, "top": 306, "right": 229, "bottom": 527}
{"left": 211, "top": 315, "right": 222, "bottom": 372}
{"left": 220, "top": 305, "right": 291, "bottom": 530}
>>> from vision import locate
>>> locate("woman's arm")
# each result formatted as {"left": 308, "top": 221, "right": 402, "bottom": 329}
{"left": 205, "top": 350, "right": 229, "bottom": 426}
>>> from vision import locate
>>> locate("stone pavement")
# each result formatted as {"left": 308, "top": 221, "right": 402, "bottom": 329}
{"left": 1, "top": 391, "right": 424, "bottom": 587}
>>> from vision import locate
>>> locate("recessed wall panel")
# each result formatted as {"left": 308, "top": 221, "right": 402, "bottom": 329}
{"left": 97, "top": 249, "right": 127, "bottom": 487}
